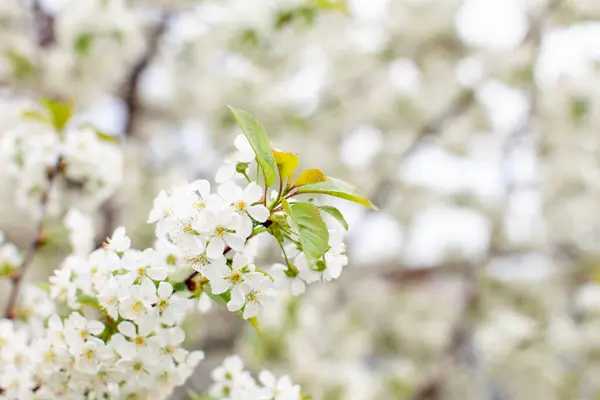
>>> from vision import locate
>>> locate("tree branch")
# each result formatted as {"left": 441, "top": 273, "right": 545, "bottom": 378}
{"left": 31, "top": 0, "right": 55, "bottom": 48}
{"left": 121, "top": 14, "right": 169, "bottom": 137}
{"left": 4, "top": 157, "right": 62, "bottom": 318}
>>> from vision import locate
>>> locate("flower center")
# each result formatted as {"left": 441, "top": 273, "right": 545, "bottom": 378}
{"left": 228, "top": 272, "right": 243, "bottom": 285}
{"left": 247, "top": 290, "right": 259, "bottom": 303}
{"left": 132, "top": 301, "right": 144, "bottom": 314}
{"left": 135, "top": 337, "right": 145, "bottom": 345}
{"left": 158, "top": 299, "right": 168, "bottom": 310}
{"left": 236, "top": 201, "right": 246, "bottom": 211}
{"left": 215, "top": 226, "right": 225, "bottom": 236}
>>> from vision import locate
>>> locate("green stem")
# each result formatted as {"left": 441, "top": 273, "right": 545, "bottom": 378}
{"left": 241, "top": 170, "right": 251, "bottom": 183}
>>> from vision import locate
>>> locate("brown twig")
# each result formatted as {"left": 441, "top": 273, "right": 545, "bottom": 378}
{"left": 121, "top": 14, "right": 169, "bottom": 137}
{"left": 95, "top": 15, "right": 170, "bottom": 246}
{"left": 4, "top": 158, "right": 62, "bottom": 318}
{"left": 31, "top": 0, "right": 55, "bottom": 48}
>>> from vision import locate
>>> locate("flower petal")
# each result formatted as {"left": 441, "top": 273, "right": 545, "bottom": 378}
{"left": 118, "top": 321, "right": 137, "bottom": 338}
{"left": 248, "top": 204, "right": 269, "bottom": 222}
{"left": 157, "top": 282, "right": 173, "bottom": 299}
{"left": 243, "top": 182, "right": 263, "bottom": 203}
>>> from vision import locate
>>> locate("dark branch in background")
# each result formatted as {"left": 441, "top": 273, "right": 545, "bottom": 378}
{"left": 31, "top": 0, "right": 55, "bottom": 47}
{"left": 96, "top": 15, "right": 170, "bottom": 247}
{"left": 369, "top": 0, "right": 563, "bottom": 212}
{"left": 502, "top": 0, "right": 563, "bottom": 195}
{"left": 121, "top": 14, "right": 169, "bottom": 137}
{"left": 369, "top": 88, "right": 476, "bottom": 208}
{"left": 409, "top": 273, "right": 481, "bottom": 400}
{"left": 4, "top": 158, "right": 63, "bottom": 318}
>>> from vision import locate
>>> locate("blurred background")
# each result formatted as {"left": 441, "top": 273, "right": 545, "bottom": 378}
{"left": 1, "top": 0, "right": 600, "bottom": 398}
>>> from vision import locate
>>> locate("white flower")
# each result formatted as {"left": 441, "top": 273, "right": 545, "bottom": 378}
{"left": 114, "top": 355, "right": 159, "bottom": 388}
{"left": 73, "top": 337, "right": 114, "bottom": 374}
{"left": 155, "top": 282, "right": 190, "bottom": 326}
{"left": 258, "top": 371, "right": 302, "bottom": 400}
{"left": 118, "top": 278, "right": 158, "bottom": 322}
{"left": 209, "top": 355, "right": 257, "bottom": 398}
{"left": 64, "top": 209, "right": 95, "bottom": 255}
{"left": 215, "top": 134, "right": 256, "bottom": 183}
{"left": 205, "top": 253, "right": 259, "bottom": 295}
{"left": 269, "top": 263, "right": 306, "bottom": 296}
{"left": 219, "top": 181, "right": 269, "bottom": 237}
{"left": 295, "top": 229, "right": 348, "bottom": 283}
{"left": 154, "top": 327, "right": 188, "bottom": 363}
{"left": 110, "top": 319, "right": 158, "bottom": 361}
{"left": 119, "top": 248, "right": 168, "bottom": 286}
{"left": 227, "top": 274, "right": 275, "bottom": 319}
{"left": 63, "top": 312, "right": 105, "bottom": 352}
{"left": 97, "top": 274, "right": 122, "bottom": 320}
{"left": 194, "top": 208, "right": 245, "bottom": 255}
{"left": 0, "top": 364, "right": 35, "bottom": 400}
{"left": 0, "top": 241, "right": 22, "bottom": 274}
{"left": 103, "top": 226, "right": 131, "bottom": 253}
{"left": 147, "top": 190, "right": 173, "bottom": 223}
{"left": 197, "top": 292, "right": 213, "bottom": 313}
{"left": 180, "top": 236, "right": 226, "bottom": 274}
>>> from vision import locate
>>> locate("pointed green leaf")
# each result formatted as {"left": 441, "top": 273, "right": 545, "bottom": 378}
{"left": 95, "top": 131, "right": 120, "bottom": 143}
{"left": 41, "top": 99, "right": 73, "bottom": 131}
{"left": 283, "top": 200, "right": 330, "bottom": 267}
{"left": 294, "top": 168, "right": 327, "bottom": 186}
{"left": 21, "top": 110, "right": 50, "bottom": 125}
{"left": 249, "top": 316, "right": 260, "bottom": 333}
{"left": 272, "top": 149, "right": 299, "bottom": 182}
{"left": 318, "top": 206, "right": 348, "bottom": 230}
{"left": 296, "top": 177, "right": 377, "bottom": 209}
{"left": 227, "top": 106, "right": 277, "bottom": 186}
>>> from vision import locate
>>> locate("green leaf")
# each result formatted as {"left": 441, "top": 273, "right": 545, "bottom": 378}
{"left": 268, "top": 222, "right": 286, "bottom": 243}
{"left": 74, "top": 33, "right": 95, "bottom": 55}
{"left": 227, "top": 106, "right": 277, "bottom": 186}
{"left": 283, "top": 199, "right": 330, "bottom": 267}
{"left": 296, "top": 177, "right": 377, "bottom": 210}
{"left": 273, "top": 149, "right": 299, "bottom": 182}
{"left": 319, "top": 206, "right": 348, "bottom": 230}
{"left": 6, "top": 49, "right": 37, "bottom": 79}
{"left": 294, "top": 168, "right": 327, "bottom": 186}
{"left": 187, "top": 390, "right": 204, "bottom": 400}
{"left": 95, "top": 131, "right": 120, "bottom": 143}
{"left": 249, "top": 316, "right": 260, "bottom": 333}
{"left": 204, "top": 284, "right": 229, "bottom": 306}
{"left": 312, "top": 0, "right": 347, "bottom": 12}
{"left": 41, "top": 99, "right": 73, "bottom": 131}
{"left": 77, "top": 294, "right": 101, "bottom": 309}
{"left": 21, "top": 110, "right": 50, "bottom": 125}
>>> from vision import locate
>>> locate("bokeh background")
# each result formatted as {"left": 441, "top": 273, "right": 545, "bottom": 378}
{"left": 1, "top": 0, "right": 600, "bottom": 398}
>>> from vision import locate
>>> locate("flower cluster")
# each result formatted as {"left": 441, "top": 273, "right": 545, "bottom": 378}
{"left": 207, "top": 355, "right": 302, "bottom": 400}
{"left": 148, "top": 132, "right": 352, "bottom": 320}
{"left": 0, "top": 106, "right": 371, "bottom": 399}
{"left": 0, "top": 101, "right": 123, "bottom": 215}
{"left": 0, "top": 225, "right": 202, "bottom": 399}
